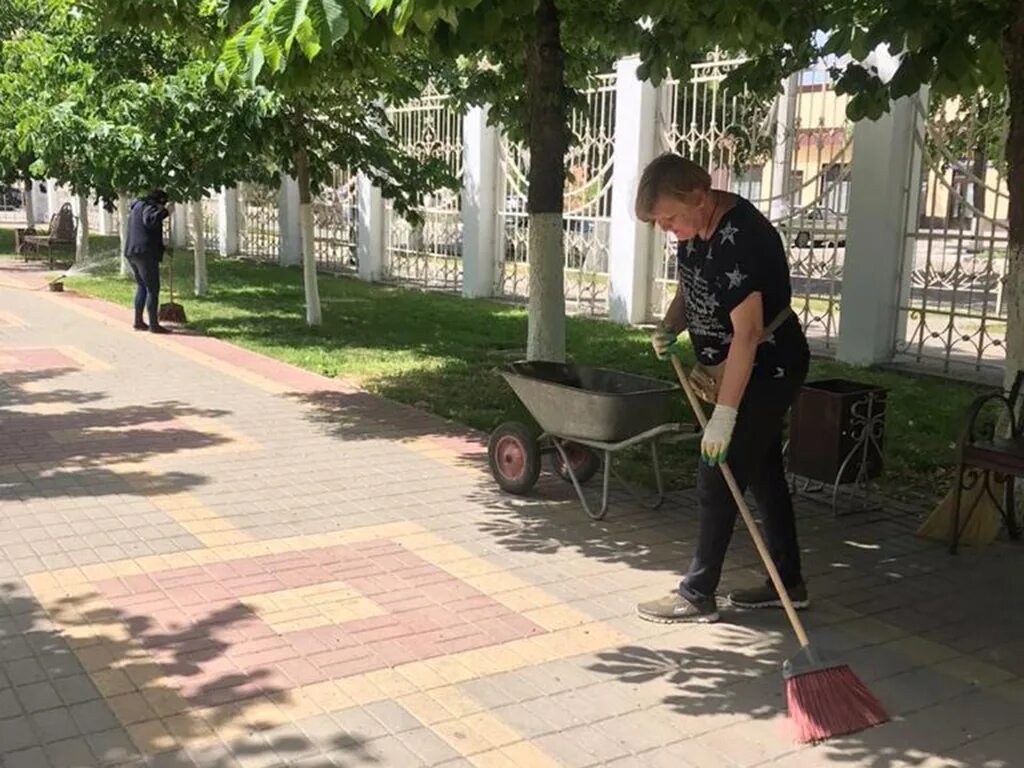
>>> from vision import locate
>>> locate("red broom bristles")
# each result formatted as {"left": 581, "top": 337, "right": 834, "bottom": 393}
{"left": 786, "top": 665, "right": 889, "bottom": 743}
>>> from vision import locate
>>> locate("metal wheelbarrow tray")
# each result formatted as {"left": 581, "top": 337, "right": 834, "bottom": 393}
{"left": 488, "top": 361, "right": 699, "bottom": 519}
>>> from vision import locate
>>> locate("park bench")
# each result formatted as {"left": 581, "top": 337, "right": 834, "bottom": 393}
{"left": 950, "top": 369, "right": 1024, "bottom": 553}
{"left": 14, "top": 202, "right": 78, "bottom": 268}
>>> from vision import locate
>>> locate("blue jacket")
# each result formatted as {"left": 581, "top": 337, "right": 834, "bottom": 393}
{"left": 124, "top": 198, "right": 169, "bottom": 262}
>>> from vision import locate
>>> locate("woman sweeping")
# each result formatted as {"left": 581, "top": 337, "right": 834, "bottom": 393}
{"left": 634, "top": 153, "right": 810, "bottom": 624}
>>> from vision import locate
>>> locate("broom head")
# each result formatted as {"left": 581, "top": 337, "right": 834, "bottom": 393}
{"left": 158, "top": 302, "right": 187, "bottom": 324}
{"left": 784, "top": 647, "right": 888, "bottom": 743}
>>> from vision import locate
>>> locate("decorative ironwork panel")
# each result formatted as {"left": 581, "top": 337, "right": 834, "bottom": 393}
{"left": 313, "top": 167, "right": 359, "bottom": 274}
{"left": 896, "top": 100, "right": 1008, "bottom": 375}
{"left": 650, "top": 54, "right": 852, "bottom": 352}
{"left": 496, "top": 74, "right": 616, "bottom": 316}
{"left": 384, "top": 84, "right": 463, "bottom": 292}
{"left": 238, "top": 183, "right": 280, "bottom": 262}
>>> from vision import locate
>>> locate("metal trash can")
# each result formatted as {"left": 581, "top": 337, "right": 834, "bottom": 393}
{"left": 788, "top": 378, "right": 887, "bottom": 487}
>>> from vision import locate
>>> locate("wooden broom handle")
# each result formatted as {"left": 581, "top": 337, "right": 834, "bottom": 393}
{"left": 671, "top": 354, "right": 811, "bottom": 648}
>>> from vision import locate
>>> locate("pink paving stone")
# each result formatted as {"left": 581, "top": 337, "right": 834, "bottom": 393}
{"left": 95, "top": 540, "right": 545, "bottom": 704}
{"left": 0, "top": 348, "right": 78, "bottom": 372}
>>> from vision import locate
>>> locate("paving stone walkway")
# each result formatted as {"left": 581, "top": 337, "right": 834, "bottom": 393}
{"left": 1, "top": 260, "right": 1022, "bottom": 767}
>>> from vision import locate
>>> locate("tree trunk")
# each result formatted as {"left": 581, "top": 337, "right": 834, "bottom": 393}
{"left": 524, "top": 0, "right": 568, "bottom": 362}
{"left": 191, "top": 201, "right": 208, "bottom": 296}
{"left": 117, "top": 192, "right": 130, "bottom": 277}
{"left": 1004, "top": 7, "right": 1024, "bottom": 392}
{"left": 22, "top": 179, "right": 34, "bottom": 227}
{"left": 75, "top": 194, "right": 89, "bottom": 263}
{"left": 294, "top": 144, "right": 322, "bottom": 326}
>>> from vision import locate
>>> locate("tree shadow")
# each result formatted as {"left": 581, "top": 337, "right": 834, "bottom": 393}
{"left": 0, "top": 581, "right": 374, "bottom": 767}
{"left": 0, "top": 367, "right": 231, "bottom": 502}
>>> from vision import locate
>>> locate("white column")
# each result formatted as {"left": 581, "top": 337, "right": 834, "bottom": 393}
{"left": 357, "top": 173, "right": 384, "bottom": 282}
{"left": 769, "top": 72, "right": 800, "bottom": 221}
{"left": 30, "top": 182, "right": 46, "bottom": 224}
{"left": 97, "top": 197, "right": 114, "bottom": 235}
{"left": 461, "top": 105, "right": 500, "bottom": 298}
{"left": 608, "top": 56, "right": 659, "bottom": 324}
{"left": 837, "top": 89, "right": 928, "bottom": 366}
{"left": 117, "top": 192, "right": 130, "bottom": 276}
{"left": 218, "top": 186, "right": 240, "bottom": 256}
{"left": 46, "top": 179, "right": 60, "bottom": 220}
{"left": 170, "top": 203, "right": 188, "bottom": 248}
{"left": 278, "top": 175, "right": 302, "bottom": 266}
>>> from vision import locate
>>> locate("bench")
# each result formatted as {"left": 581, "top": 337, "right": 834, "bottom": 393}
{"left": 951, "top": 370, "right": 1024, "bottom": 553}
{"left": 15, "top": 202, "right": 78, "bottom": 268}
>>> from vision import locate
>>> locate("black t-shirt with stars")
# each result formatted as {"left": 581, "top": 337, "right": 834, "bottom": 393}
{"left": 677, "top": 196, "right": 808, "bottom": 381}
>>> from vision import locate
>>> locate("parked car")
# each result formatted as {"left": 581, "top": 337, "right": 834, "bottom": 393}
{"left": 779, "top": 205, "right": 848, "bottom": 248}
{"left": 0, "top": 184, "right": 23, "bottom": 211}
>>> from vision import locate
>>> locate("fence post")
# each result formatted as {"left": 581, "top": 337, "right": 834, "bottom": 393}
{"left": 170, "top": 203, "right": 188, "bottom": 249}
{"left": 75, "top": 194, "right": 90, "bottom": 263}
{"left": 357, "top": 173, "right": 384, "bottom": 281}
{"left": 837, "top": 88, "right": 928, "bottom": 366}
{"left": 218, "top": 186, "right": 240, "bottom": 256}
{"left": 608, "top": 56, "right": 659, "bottom": 325}
{"left": 46, "top": 179, "right": 60, "bottom": 220}
{"left": 278, "top": 176, "right": 302, "bottom": 266}
{"left": 461, "top": 105, "right": 500, "bottom": 298}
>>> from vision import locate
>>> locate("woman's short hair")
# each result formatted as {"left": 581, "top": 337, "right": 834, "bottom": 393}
{"left": 634, "top": 153, "right": 712, "bottom": 222}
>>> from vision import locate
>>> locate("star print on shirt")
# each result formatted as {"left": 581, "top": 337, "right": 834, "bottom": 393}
{"left": 685, "top": 240, "right": 696, "bottom": 258}
{"left": 701, "top": 347, "right": 718, "bottom": 360}
{"left": 725, "top": 266, "right": 747, "bottom": 289}
{"left": 705, "top": 244, "right": 714, "bottom": 261}
{"left": 774, "top": 366, "right": 785, "bottom": 378}
{"left": 719, "top": 221, "right": 739, "bottom": 246}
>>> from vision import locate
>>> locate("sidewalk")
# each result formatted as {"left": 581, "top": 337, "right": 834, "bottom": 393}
{"left": 1, "top": 261, "right": 1022, "bottom": 767}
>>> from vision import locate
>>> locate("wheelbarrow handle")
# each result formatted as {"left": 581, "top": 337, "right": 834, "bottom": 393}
{"left": 669, "top": 353, "right": 811, "bottom": 648}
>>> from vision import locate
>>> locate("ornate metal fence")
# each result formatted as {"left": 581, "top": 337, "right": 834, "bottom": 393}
{"left": 496, "top": 74, "right": 616, "bottom": 316}
{"left": 649, "top": 54, "right": 853, "bottom": 351}
{"left": 313, "top": 167, "right": 359, "bottom": 274}
{"left": 238, "top": 183, "right": 279, "bottom": 262}
{"left": 202, "top": 193, "right": 220, "bottom": 252}
{"left": 896, "top": 101, "right": 1008, "bottom": 375}
{"left": 384, "top": 84, "right": 463, "bottom": 291}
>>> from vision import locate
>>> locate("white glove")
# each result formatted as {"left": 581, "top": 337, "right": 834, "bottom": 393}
{"left": 651, "top": 322, "right": 678, "bottom": 360}
{"left": 701, "top": 405, "right": 737, "bottom": 466}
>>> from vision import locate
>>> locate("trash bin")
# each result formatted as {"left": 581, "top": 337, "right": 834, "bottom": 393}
{"left": 788, "top": 379, "right": 887, "bottom": 486}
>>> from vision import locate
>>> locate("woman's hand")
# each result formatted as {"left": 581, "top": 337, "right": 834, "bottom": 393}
{"left": 651, "top": 322, "right": 678, "bottom": 360}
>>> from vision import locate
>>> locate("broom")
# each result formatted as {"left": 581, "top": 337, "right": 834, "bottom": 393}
{"left": 157, "top": 251, "right": 187, "bottom": 324}
{"left": 669, "top": 353, "right": 889, "bottom": 743}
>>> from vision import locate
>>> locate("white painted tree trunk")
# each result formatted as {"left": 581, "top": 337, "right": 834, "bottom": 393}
{"left": 300, "top": 202, "right": 322, "bottom": 326}
{"left": 191, "top": 201, "right": 208, "bottom": 296}
{"left": 117, "top": 193, "right": 130, "bottom": 277}
{"left": 526, "top": 213, "right": 566, "bottom": 362}
{"left": 75, "top": 194, "right": 89, "bottom": 263}
{"left": 22, "top": 181, "right": 34, "bottom": 227}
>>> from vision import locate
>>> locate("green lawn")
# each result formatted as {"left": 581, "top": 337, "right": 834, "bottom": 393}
{"left": 2, "top": 229, "right": 992, "bottom": 504}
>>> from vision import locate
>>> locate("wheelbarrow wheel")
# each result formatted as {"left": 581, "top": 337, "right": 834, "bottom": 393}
{"left": 488, "top": 422, "right": 540, "bottom": 495}
{"left": 550, "top": 442, "right": 600, "bottom": 485}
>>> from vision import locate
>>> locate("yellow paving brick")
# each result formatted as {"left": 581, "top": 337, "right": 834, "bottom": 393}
{"left": 107, "top": 560, "right": 144, "bottom": 577}
{"left": 80, "top": 563, "right": 118, "bottom": 582}
{"left": 299, "top": 681, "right": 356, "bottom": 713}
{"left": 397, "top": 691, "right": 453, "bottom": 726}
{"left": 242, "top": 697, "right": 289, "bottom": 730}
{"left": 469, "top": 750, "right": 521, "bottom": 768}
{"left": 123, "top": 662, "right": 168, "bottom": 690}
{"left": 397, "top": 661, "right": 450, "bottom": 691}
{"left": 91, "top": 668, "right": 136, "bottom": 697}
{"left": 140, "top": 687, "right": 191, "bottom": 718}
{"left": 391, "top": 531, "right": 448, "bottom": 551}
{"left": 433, "top": 718, "right": 495, "bottom": 756}
{"left": 461, "top": 712, "right": 521, "bottom": 748}
{"left": 463, "top": 572, "right": 526, "bottom": 596}
{"left": 334, "top": 675, "right": 387, "bottom": 706}
{"left": 498, "top": 741, "right": 562, "bottom": 768}
{"left": 274, "top": 688, "right": 325, "bottom": 722}
{"left": 364, "top": 668, "right": 419, "bottom": 699}
{"left": 457, "top": 647, "right": 529, "bottom": 678}
{"left": 418, "top": 544, "right": 475, "bottom": 565}
{"left": 127, "top": 720, "right": 177, "bottom": 754}
{"left": 425, "top": 657, "right": 477, "bottom": 686}
{"left": 427, "top": 686, "right": 485, "bottom": 718}
{"left": 107, "top": 692, "right": 158, "bottom": 726}
{"left": 441, "top": 557, "right": 503, "bottom": 580}
{"left": 318, "top": 599, "right": 385, "bottom": 625}
{"left": 523, "top": 604, "right": 589, "bottom": 631}
{"left": 162, "top": 713, "right": 218, "bottom": 747}
{"left": 495, "top": 587, "right": 560, "bottom": 612}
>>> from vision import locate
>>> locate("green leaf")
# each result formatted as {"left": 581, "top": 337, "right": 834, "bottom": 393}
{"left": 319, "top": 0, "right": 350, "bottom": 43}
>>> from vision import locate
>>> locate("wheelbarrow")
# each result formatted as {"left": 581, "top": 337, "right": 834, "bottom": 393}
{"left": 487, "top": 361, "right": 699, "bottom": 519}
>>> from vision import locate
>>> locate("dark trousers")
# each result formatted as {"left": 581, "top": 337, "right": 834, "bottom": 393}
{"left": 128, "top": 255, "right": 160, "bottom": 326}
{"left": 679, "top": 351, "right": 809, "bottom": 601}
